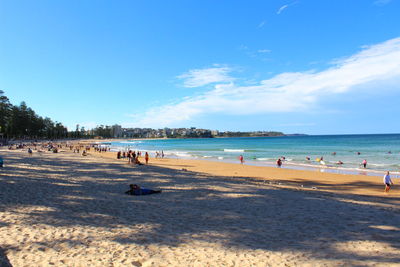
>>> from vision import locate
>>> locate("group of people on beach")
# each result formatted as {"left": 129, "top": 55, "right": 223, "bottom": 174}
{"left": 1, "top": 141, "right": 397, "bottom": 194}
{"left": 236, "top": 152, "right": 396, "bottom": 193}
{"left": 155, "top": 151, "right": 165, "bottom": 158}
{"left": 117, "top": 150, "right": 149, "bottom": 165}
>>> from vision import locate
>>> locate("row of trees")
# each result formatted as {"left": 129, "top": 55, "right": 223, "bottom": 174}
{"left": 0, "top": 90, "right": 69, "bottom": 140}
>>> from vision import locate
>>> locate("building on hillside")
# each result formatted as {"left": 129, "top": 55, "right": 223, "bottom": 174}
{"left": 112, "top": 125, "right": 122, "bottom": 138}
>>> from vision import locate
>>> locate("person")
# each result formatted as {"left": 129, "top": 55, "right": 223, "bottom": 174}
{"left": 362, "top": 159, "right": 367, "bottom": 168}
{"left": 0, "top": 156, "right": 3, "bottom": 167}
{"left": 28, "top": 148, "right": 33, "bottom": 155}
{"left": 332, "top": 152, "right": 336, "bottom": 156}
{"left": 145, "top": 152, "right": 149, "bottom": 164}
{"left": 276, "top": 158, "right": 282, "bottom": 167}
{"left": 161, "top": 150, "right": 164, "bottom": 158}
{"left": 306, "top": 157, "right": 310, "bottom": 161}
{"left": 82, "top": 150, "right": 87, "bottom": 156}
{"left": 336, "top": 160, "right": 343, "bottom": 165}
{"left": 134, "top": 156, "right": 143, "bottom": 165}
{"left": 239, "top": 155, "right": 244, "bottom": 164}
{"left": 125, "top": 184, "right": 161, "bottom": 195}
{"left": 383, "top": 171, "right": 394, "bottom": 193}
{"left": 127, "top": 151, "right": 132, "bottom": 163}
{"left": 357, "top": 152, "right": 361, "bottom": 155}
{"left": 117, "top": 151, "right": 121, "bottom": 159}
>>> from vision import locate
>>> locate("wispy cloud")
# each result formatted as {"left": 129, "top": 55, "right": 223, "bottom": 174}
{"left": 374, "top": 0, "right": 391, "bottom": 6}
{"left": 257, "top": 49, "right": 271, "bottom": 53}
{"left": 131, "top": 37, "right": 400, "bottom": 127}
{"left": 277, "top": 4, "right": 289, "bottom": 14}
{"left": 177, "top": 65, "right": 234, "bottom": 88}
{"left": 277, "top": 2, "right": 299, "bottom": 15}
{"left": 258, "top": 21, "right": 266, "bottom": 28}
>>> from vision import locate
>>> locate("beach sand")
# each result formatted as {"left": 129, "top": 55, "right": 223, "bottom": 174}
{"left": 0, "top": 147, "right": 399, "bottom": 266}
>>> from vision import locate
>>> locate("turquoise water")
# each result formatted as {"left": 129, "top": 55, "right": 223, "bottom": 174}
{"left": 108, "top": 134, "right": 400, "bottom": 176}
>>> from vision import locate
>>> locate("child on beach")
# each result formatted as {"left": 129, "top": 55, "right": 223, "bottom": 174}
{"left": 362, "top": 159, "right": 367, "bottom": 168}
{"left": 383, "top": 171, "right": 394, "bottom": 193}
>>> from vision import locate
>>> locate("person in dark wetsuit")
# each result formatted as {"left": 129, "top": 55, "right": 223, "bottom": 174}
{"left": 125, "top": 184, "right": 161, "bottom": 195}
{"left": 276, "top": 158, "right": 282, "bottom": 167}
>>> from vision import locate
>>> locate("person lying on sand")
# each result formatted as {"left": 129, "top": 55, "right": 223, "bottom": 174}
{"left": 134, "top": 157, "right": 144, "bottom": 165}
{"left": 125, "top": 184, "right": 161, "bottom": 195}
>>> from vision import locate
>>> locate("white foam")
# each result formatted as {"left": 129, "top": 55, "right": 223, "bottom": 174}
{"left": 218, "top": 156, "right": 224, "bottom": 160}
{"left": 173, "top": 152, "right": 192, "bottom": 158}
{"left": 224, "top": 149, "right": 245, "bottom": 152}
{"left": 119, "top": 141, "right": 143, "bottom": 144}
{"left": 256, "top": 158, "right": 272, "bottom": 161}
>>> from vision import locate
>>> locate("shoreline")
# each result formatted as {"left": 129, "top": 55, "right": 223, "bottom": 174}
{"left": 88, "top": 149, "right": 400, "bottom": 199}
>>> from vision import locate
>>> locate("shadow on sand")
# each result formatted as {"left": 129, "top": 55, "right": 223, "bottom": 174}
{"left": 0, "top": 150, "right": 399, "bottom": 264}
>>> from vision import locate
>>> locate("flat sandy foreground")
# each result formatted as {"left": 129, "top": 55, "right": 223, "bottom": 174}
{"left": 1, "top": 148, "right": 400, "bottom": 267}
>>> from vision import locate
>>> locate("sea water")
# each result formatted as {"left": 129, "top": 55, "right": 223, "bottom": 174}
{"left": 107, "top": 134, "right": 400, "bottom": 177}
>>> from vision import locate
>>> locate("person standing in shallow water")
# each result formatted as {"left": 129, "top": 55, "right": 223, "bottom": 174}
{"left": 239, "top": 155, "right": 244, "bottom": 164}
{"left": 362, "top": 159, "right": 367, "bottom": 168}
{"left": 276, "top": 158, "right": 282, "bottom": 167}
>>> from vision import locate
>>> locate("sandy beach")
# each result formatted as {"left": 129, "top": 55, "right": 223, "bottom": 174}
{"left": 1, "top": 147, "right": 399, "bottom": 266}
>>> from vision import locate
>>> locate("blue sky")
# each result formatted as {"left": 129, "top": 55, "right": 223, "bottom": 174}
{"left": 1, "top": 0, "right": 400, "bottom": 134}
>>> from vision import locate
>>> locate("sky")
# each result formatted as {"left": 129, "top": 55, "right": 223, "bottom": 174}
{"left": 1, "top": 0, "right": 400, "bottom": 135}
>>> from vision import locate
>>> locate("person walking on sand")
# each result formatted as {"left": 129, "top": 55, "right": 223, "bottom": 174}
{"left": 383, "top": 171, "right": 394, "bottom": 193}
{"left": 145, "top": 152, "right": 149, "bottom": 164}
{"left": 362, "top": 159, "right": 367, "bottom": 168}
{"left": 239, "top": 155, "right": 244, "bottom": 164}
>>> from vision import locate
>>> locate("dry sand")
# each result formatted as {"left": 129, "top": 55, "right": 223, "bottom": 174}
{"left": 0, "top": 147, "right": 399, "bottom": 266}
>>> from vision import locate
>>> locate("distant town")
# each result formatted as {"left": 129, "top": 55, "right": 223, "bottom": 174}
{"left": 87, "top": 125, "right": 286, "bottom": 139}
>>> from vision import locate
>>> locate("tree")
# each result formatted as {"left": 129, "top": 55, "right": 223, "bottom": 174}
{"left": 0, "top": 90, "right": 11, "bottom": 136}
{"left": 0, "top": 91, "right": 69, "bottom": 139}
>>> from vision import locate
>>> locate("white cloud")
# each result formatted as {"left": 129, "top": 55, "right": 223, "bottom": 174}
{"left": 258, "top": 49, "right": 271, "bottom": 53}
{"left": 277, "top": 2, "right": 299, "bottom": 15}
{"left": 131, "top": 37, "right": 400, "bottom": 128}
{"left": 258, "top": 21, "right": 266, "bottom": 28}
{"left": 374, "top": 0, "right": 391, "bottom": 6}
{"left": 177, "top": 65, "right": 234, "bottom": 88}
{"left": 277, "top": 4, "right": 289, "bottom": 14}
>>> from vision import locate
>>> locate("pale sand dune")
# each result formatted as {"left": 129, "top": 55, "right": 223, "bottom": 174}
{"left": 0, "top": 148, "right": 399, "bottom": 266}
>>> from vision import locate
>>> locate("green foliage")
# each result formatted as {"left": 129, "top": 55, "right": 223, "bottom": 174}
{"left": 0, "top": 90, "right": 68, "bottom": 139}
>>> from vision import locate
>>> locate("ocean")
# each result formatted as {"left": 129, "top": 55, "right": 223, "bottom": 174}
{"left": 106, "top": 134, "right": 400, "bottom": 177}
